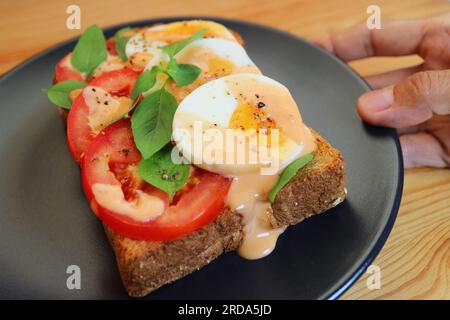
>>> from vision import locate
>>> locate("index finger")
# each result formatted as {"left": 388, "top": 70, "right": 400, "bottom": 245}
{"left": 314, "top": 18, "right": 428, "bottom": 61}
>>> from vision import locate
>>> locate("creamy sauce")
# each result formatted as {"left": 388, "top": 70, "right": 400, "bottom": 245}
{"left": 83, "top": 86, "right": 133, "bottom": 134}
{"left": 226, "top": 173, "right": 285, "bottom": 259}
{"left": 92, "top": 183, "right": 165, "bottom": 222}
{"left": 92, "top": 54, "right": 124, "bottom": 78}
{"left": 237, "top": 202, "right": 286, "bottom": 260}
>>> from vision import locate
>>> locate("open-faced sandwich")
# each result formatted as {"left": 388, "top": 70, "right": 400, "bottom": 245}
{"left": 44, "top": 20, "right": 346, "bottom": 297}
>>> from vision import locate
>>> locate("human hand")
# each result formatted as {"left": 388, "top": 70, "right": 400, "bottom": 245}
{"left": 315, "top": 14, "right": 450, "bottom": 168}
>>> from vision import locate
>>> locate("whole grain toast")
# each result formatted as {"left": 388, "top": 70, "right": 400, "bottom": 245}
{"left": 57, "top": 25, "right": 345, "bottom": 297}
{"left": 103, "top": 130, "right": 345, "bottom": 297}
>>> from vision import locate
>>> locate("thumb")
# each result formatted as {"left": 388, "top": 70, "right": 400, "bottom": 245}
{"left": 357, "top": 70, "right": 450, "bottom": 128}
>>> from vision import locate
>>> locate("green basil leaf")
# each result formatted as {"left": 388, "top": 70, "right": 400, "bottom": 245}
{"left": 115, "top": 37, "right": 129, "bottom": 62}
{"left": 268, "top": 153, "right": 314, "bottom": 203}
{"left": 131, "top": 87, "right": 178, "bottom": 159}
{"left": 115, "top": 26, "right": 132, "bottom": 37}
{"left": 162, "top": 29, "right": 206, "bottom": 57}
{"left": 71, "top": 25, "right": 107, "bottom": 75}
{"left": 114, "top": 27, "right": 133, "bottom": 62}
{"left": 131, "top": 66, "right": 159, "bottom": 100}
{"left": 167, "top": 58, "right": 201, "bottom": 86}
{"left": 139, "top": 144, "right": 190, "bottom": 200}
{"left": 42, "top": 80, "right": 87, "bottom": 109}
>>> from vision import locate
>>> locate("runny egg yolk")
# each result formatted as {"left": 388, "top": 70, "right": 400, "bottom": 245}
{"left": 208, "top": 57, "right": 235, "bottom": 75}
{"left": 228, "top": 102, "right": 278, "bottom": 147}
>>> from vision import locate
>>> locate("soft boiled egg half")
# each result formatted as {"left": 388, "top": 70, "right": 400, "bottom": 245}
{"left": 125, "top": 20, "right": 241, "bottom": 70}
{"left": 172, "top": 73, "right": 316, "bottom": 176}
{"left": 142, "top": 20, "right": 238, "bottom": 43}
{"left": 126, "top": 22, "right": 260, "bottom": 98}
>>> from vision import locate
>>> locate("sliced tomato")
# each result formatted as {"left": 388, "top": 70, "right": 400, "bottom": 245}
{"left": 89, "top": 68, "right": 138, "bottom": 96}
{"left": 106, "top": 38, "right": 118, "bottom": 56}
{"left": 66, "top": 68, "right": 139, "bottom": 162}
{"left": 82, "top": 119, "right": 232, "bottom": 241}
{"left": 54, "top": 53, "right": 85, "bottom": 83}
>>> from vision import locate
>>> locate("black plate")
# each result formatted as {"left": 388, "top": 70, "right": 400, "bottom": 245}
{"left": 0, "top": 17, "right": 403, "bottom": 299}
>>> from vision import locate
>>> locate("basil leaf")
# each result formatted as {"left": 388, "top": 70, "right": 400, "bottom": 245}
{"left": 131, "top": 87, "right": 178, "bottom": 159}
{"left": 268, "top": 153, "right": 314, "bottom": 203}
{"left": 139, "top": 145, "right": 190, "bottom": 200}
{"left": 131, "top": 66, "right": 159, "bottom": 100}
{"left": 167, "top": 58, "right": 201, "bottom": 86}
{"left": 162, "top": 29, "right": 206, "bottom": 57}
{"left": 42, "top": 80, "right": 86, "bottom": 109}
{"left": 71, "top": 25, "right": 107, "bottom": 75}
{"left": 114, "top": 27, "right": 132, "bottom": 62}
{"left": 115, "top": 37, "right": 129, "bottom": 62}
{"left": 115, "top": 26, "right": 132, "bottom": 37}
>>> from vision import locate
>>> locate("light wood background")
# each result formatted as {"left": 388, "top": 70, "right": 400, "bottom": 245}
{"left": 1, "top": 0, "right": 449, "bottom": 300}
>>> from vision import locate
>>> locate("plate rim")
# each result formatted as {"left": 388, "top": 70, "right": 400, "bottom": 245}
{"left": 0, "top": 16, "right": 404, "bottom": 300}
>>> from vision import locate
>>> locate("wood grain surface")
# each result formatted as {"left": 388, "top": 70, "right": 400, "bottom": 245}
{"left": 1, "top": 0, "right": 449, "bottom": 300}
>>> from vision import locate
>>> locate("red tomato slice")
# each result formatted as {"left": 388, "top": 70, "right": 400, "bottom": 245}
{"left": 89, "top": 68, "right": 138, "bottom": 96}
{"left": 54, "top": 53, "right": 85, "bottom": 83}
{"left": 82, "top": 119, "right": 232, "bottom": 241}
{"left": 106, "top": 38, "right": 118, "bottom": 56}
{"left": 66, "top": 68, "right": 138, "bottom": 162}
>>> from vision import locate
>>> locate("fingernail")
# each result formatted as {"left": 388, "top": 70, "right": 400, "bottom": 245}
{"left": 358, "top": 87, "right": 393, "bottom": 113}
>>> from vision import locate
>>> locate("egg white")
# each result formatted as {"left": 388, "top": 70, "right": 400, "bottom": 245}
{"left": 176, "top": 38, "right": 257, "bottom": 70}
{"left": 125, "top": 33, "right": 167, "bottom": 70}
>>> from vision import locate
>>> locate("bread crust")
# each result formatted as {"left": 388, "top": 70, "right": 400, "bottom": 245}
{"left": 104, "top": 208, "right": 243, "bottom": 297}
{"left": 270, "top": 130, "right": 346, "bottom": 227}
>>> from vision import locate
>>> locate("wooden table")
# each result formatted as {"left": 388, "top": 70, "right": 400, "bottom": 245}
{"left": 1, "top": 0, "right": 449, "bottom": 300}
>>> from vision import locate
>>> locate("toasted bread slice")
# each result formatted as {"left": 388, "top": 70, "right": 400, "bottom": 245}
{"left": 104, "top": 130, "right": 345, "bottom": 297}
{"left": 56, "top": 24, "right": 345, "bottom": 297}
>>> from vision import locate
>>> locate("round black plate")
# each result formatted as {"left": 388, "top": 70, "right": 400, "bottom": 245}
{"left": 0, "top": 17, "right": 403, "bottom": 299}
